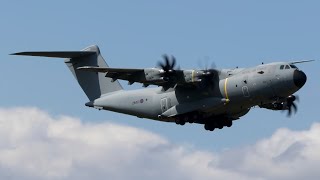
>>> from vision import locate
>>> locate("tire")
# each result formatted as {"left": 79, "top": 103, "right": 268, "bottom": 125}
{"left": 204, "top": 124, "right": 214, "bottom": 131}
{"left": 204, "top": 123, "right": 210, "bottom": 130}
{"left": 179, "top": 121, "right": 186, "bottom": 126}
{"left": 188, "top": 119, "right": 195, "bottom": 123}
{"left": 226, "top": 120, "right": 233, "bottom": 127}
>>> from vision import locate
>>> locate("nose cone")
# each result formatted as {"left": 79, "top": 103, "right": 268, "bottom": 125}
{"left": 293, "top": 70, "right": 307, "bottom": 88}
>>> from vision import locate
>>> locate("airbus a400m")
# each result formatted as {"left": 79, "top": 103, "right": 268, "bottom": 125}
{"left": 12, "top": 45, "right": 311, "bottom": 131}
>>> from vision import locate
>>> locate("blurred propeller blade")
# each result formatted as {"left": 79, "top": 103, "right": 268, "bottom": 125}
{"left": 292, "top": 102, "right": 297, "bottom": 113}
{"left": 171, "top": 55, "right": 176, "bottom": 69}
{"left": 157, "top": 54, "right": 178, "bottom": 81}
{"left": 286, "top": 95, "right": 298, "bottom": 117}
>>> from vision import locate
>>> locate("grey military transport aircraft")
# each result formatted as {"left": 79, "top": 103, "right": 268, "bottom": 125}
{"left": 11, "top": 45, "right": 312, "bottom": 131}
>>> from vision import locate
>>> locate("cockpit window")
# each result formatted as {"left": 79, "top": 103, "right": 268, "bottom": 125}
{"left": 285, "top": 65, "right": 290, "bottom": 69}
{"left": 280, "top": 65, "right": 284, "bottom": 69}
{"left": 290, "top": 65, "right": 297, "bottom": 69}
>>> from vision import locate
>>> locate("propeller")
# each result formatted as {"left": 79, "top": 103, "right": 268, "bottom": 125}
{"left": 197, "top": 56, "right": 220, "bottom": 88}
{"left": 198, "top": 56, "right": 216, "bottom": 74}
{"left": 286, "top": 95, "right": 299, "bottom": 117}
{"left": 157, "top": 54, "right": 177, "bottom": 81}
{"left": 158, "top": 54, "right": 176, "bottom": 71}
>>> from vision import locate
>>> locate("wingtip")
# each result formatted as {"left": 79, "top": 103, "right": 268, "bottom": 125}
{"left": 10, "top": 52, "right": 33, "bottom": 56}
{"left": 290, "top": 59, "right": 316, "bottom": 64}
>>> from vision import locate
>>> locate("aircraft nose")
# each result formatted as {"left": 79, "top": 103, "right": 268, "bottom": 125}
{"left": 293, "top": 70, "right": 307, "bottom": 88}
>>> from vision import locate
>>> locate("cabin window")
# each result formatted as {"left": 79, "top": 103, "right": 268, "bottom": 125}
{"left": 280, "top": 65, "right": 284, "bottom": 69}
{"left": 285, "top": 65, "right": 290, "bottom": 69}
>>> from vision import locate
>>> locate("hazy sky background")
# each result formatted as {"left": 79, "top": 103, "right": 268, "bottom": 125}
{"left": 0, "top": 1, "right": 319, "bottom": 179}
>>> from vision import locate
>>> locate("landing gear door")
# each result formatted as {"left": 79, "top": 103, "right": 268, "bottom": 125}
{"left": 161, "top": 98, "right": 168, "bottom": 113}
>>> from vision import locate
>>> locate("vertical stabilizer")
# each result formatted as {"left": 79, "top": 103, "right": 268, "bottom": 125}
{"left": 11, "top": 45, "right": 123, "bottom": 101}
{"left": 64, "top": 45, "right": 123, "bottom": 101}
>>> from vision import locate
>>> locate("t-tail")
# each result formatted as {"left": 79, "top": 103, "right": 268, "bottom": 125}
{"left": 11, "top": 45, "right": 123, "bottom": 101}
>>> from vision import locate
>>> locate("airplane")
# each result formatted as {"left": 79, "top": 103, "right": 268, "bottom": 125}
{"left": 11, "top": 45, "right": 312, "bottom": 131}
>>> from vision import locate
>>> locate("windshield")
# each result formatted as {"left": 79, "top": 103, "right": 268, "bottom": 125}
{"left": 290, "top": 65, "right": 298, "bottom": 69}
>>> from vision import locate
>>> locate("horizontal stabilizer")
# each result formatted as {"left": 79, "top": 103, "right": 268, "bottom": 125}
{"left": 10, "top": 51, "right": 96, "bottom": 58}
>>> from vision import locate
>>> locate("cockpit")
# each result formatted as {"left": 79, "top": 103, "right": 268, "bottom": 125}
{"left": 279, "top": 64, "right": 298, "bottom": 70}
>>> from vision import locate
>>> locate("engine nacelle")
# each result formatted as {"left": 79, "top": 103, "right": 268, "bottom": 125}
{"left": 182, "top": 70, "right": 203, "bottom": 83}
{"left": 143, "top": 68, "right": 165, "bottom": 82}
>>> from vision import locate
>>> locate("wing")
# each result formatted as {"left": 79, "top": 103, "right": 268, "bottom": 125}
{"left": 78, "top": 66, "right": 171, "bottom": 86}
{"left": 78, "top": 66, "right": 220, "bottom": 88}
{"left": 289, "top": 59, "right": 315, "bottom": 64}
{"left": 11, "top": 51, "right": 95, "bottom": 58}
{"left": 78, "top": 66, "right": 143, "bottom": 74}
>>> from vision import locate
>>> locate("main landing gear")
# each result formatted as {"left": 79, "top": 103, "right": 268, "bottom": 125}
{"left": 204, "top": 119, "right": 232, "bottom": 131}
{"left": 175, "top": 113, "right": 199, "bottom": 125}
{"left": 174, "top": 114, "right": 233, "bottom": 131}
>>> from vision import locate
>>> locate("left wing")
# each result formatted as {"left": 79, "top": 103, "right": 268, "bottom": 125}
{"left": 78, "top": 66, "right": 220, "bottom": 88}
{"left": 78, "top": 66, "right": 173, "bottom": 86}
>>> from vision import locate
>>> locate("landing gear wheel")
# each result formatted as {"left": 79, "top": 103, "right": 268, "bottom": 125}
{"left": 213, "top": 121, "right": 222, "bottom": 129}
{"left": 179, "top": 121, "right": 185, "bottom": 126}
{"left": 204, "top": 124, "right": 215, "bottom": 131}
{"left": 189, "top": 114, "right": 198, "bottom": 124}
{"left": 204, "top": 124, "right": 210, "bottom": 130}
{"left": 183, "top": 116, "right": 193, "bottom": 124}
{"left": 187, "top": 119, "right": 195, "bottom": 123}
{"left": 175, "top": 118, "right": 186, "bottom": 126}
{"left": 226, "top": 120, "right": 233, "bottom": 127}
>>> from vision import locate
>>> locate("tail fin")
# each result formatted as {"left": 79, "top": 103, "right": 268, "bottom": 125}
{"left": 11, "top": 45, "right": 123, "bottom": 101}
